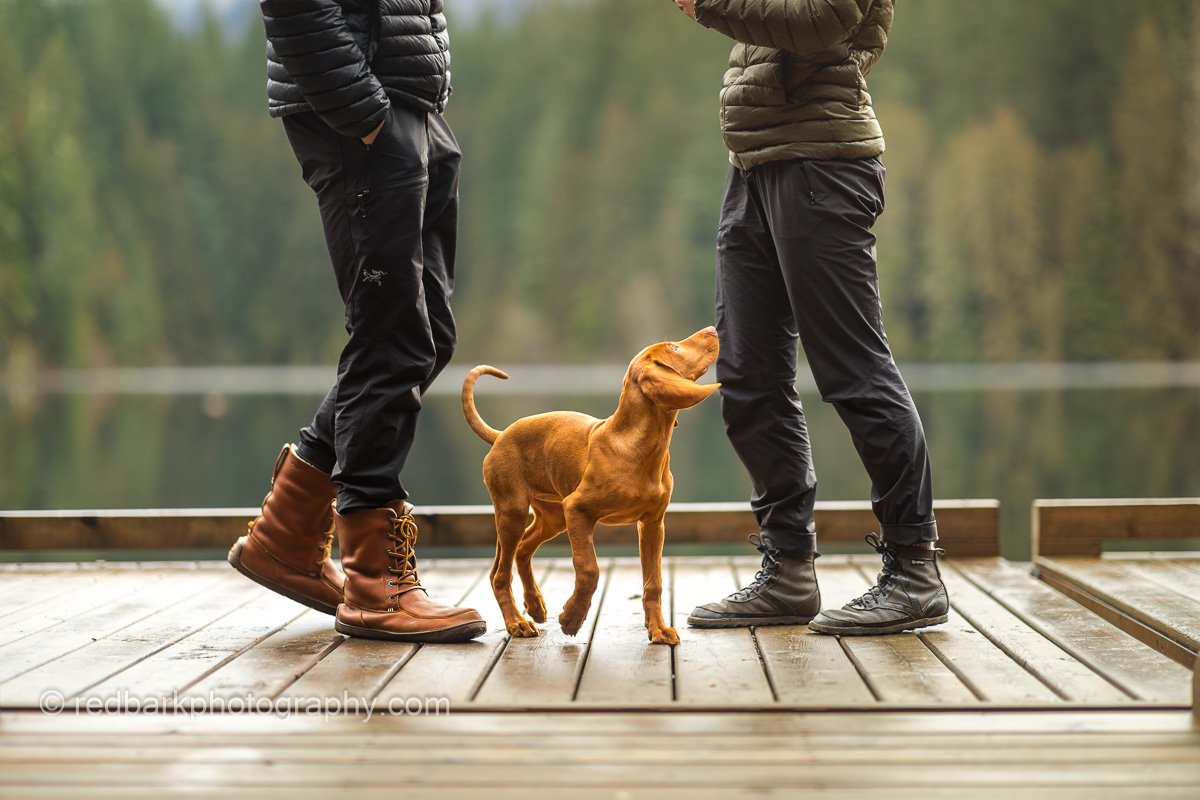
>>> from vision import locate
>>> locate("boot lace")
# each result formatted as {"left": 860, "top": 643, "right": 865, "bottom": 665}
{"left": 384, "top": 510, "right": 422, "bottom": 602}
{"left": 316, "top": 522, "right": 335, "bottom": 565}
{"left": 728, "top": 533, "right": 781, "bottom": 601}
{"left": 852, "top": 533, "right": 944, "bottom": 609}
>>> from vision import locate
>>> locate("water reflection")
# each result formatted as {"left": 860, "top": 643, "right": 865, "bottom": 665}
{"left": 2, "top": 371, "right": 1197, "bottom": 560}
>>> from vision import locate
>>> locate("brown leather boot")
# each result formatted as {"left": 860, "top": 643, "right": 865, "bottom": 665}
{"left": 335, "top": 502, "right": 487, "bottom": 643}
{"left": 227, "top": 443, "right": 344, "bottom": 615}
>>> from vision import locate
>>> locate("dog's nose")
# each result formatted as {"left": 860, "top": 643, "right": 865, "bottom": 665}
{"left": 703, "top": 326, "right": 717, "bottom": 336}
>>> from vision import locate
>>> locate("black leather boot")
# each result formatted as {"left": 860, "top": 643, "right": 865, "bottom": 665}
{"left": 809, "top": 534, "right": 949, "bottom": 635}
{"left": 688, "top": 533, "right": 821, "bottom": 628}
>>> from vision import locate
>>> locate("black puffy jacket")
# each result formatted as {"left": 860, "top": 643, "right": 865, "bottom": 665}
{"left": 260, "top": 0, "right": 450, "bottom": 139}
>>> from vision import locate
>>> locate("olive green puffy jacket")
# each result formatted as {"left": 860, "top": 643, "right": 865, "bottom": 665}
{"left": 693, "top": 0, "right": 893, "bottom": 168}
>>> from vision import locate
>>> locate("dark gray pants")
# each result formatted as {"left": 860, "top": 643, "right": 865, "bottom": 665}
{"left": 714, "top": 157, "right": 936, "bottom": 551}
{"left": 281, "top": 106, "right": 461, "bottom": 513}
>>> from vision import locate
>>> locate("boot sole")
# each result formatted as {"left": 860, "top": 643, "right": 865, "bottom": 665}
{"left": 227, "top": 537, "right": 339, "bottom": 617}
{"left": 808, "top": 614, "right": 949, "bottom": 636}
{"left": 334, "top": 617, "right": 488, "bottom": 644}
{"left": 687, "top": 614, "right": 815, "bottom": 629}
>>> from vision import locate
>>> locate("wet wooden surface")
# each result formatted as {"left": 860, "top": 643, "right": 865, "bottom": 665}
{"left": 0, "top": 556, "right": 1191, "bottom": 711}
{"left": 1, "top": 555, "right": 1197, "bottom": 798}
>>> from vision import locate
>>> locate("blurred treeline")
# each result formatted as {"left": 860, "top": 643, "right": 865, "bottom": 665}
{"left": 1, "top": 0, "right": 1197, "bottom": 370}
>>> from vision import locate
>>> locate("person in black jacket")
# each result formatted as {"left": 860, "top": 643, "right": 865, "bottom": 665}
{"left": 228, "top": 0, "right": 486, "bottom": 644}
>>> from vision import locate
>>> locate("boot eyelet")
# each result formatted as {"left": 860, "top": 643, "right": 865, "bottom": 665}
{"left": 386, "top": 580, "right": 395, "bottom": 586}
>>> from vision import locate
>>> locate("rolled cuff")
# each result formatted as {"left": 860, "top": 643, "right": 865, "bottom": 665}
{"left": 881, "top": 520, "right": 939, "bottom": 546}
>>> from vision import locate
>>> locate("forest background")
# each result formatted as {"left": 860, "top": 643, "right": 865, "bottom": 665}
{"left": 1, "top": 0, "right": 1197, "bottom": 374}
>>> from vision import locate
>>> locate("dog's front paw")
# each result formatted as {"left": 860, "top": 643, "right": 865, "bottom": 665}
{"left": 524, "top": 593, "right": 547, "bottom": 623}
{"left": 506, "top": 617, "right": 540, "bottom": 638}
{"left": 558, "top": 607, "right": 587, "bottom": 636}
{"left": 648, "top": 625, "right": 680, "bottom": 646}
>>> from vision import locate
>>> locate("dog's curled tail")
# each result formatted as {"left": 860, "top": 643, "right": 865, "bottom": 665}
{"left": 462, "top": 365, "right": 509, "bottom": 445}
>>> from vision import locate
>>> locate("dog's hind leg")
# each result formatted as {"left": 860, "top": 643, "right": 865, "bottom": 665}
{"left": 638, "top": 516, "right": 679, "bottom": 645}
{"left": 515, "top": 500, "right": 565, "bottom": 623}
{"left": 489, "top": 499, "right": 539, "bottom": 637}
{"left": 558, "top": 496, "right": 601, "bottom": 636}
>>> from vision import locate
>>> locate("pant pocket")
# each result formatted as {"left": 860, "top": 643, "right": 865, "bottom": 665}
{"left": 364, "top": 105, "right": 429, "bottom": 182}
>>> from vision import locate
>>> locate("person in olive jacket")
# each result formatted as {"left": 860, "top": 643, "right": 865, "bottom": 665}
{"left": 227, "top": 0, "right": 486, "bottom": 645}
{"left": 674, "top": 0, "right": 951, "bottom": 636}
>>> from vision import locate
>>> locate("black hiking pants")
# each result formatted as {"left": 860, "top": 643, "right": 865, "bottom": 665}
{"left": 715, "top": 157, "right": 937, "bottom": 551}
{"left": 281, "top": 105, "right": 461, "bottom": 513}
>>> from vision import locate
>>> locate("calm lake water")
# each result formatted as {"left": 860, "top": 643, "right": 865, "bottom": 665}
{"left": 2, "top": 363, "right": 1198, "bottom": 560}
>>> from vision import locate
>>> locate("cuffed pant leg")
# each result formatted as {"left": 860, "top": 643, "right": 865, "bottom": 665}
{"left": 752, "top": 157, "right": 937, "bottom": 545}
{"left": 715, "top": 166, "right": 818, "bottom": 553}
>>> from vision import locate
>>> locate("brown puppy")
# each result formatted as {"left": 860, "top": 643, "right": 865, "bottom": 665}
{"left": 462, "top": 326, "right": 720, "bottom": 645}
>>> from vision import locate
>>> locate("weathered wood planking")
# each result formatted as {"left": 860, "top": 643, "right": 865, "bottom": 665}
{"left": 374, "top": 561, "right": 522, "bottom": 707}
{"left": 842, "top": 557, "right": 1060, "bottom": 705}
{"left": 0, "top": 499, "right": 1001, "bottom": 555}
{"left": 823, "top": 562, "right": 976, "bottom": 705}
{"left": 1034, "top": 556, "right": 1200, "bottom": 668}
{"left": 1033, "top": 498, "right": 1200, "bottom": 557}
{"left": 0, "top": 573, "right": 261, "bottom": 706}
{"left": 77, "top": 591, "right": 309, "bottom": 705}
{"left": 1, "top": 710, "right": 1199, "bottom": 796}
{"left": 729, "top": 557, "right": 876, "bottom": 706}
{"left": 275, "top": 564, "right": 482, "bottom": 704}
{"left": 936, "top": 562, "right": 1131, "bottom": 704}
{"left": 573, "top": 561, "right": 674, "bottom": 706}
{"left": 671, "top": 558, "right": 774, "bottom": 706}
{"left": 2, "top": 557, "right": 1194, "bottom": 713}
{"left": 954, "top": 559, "right": 1191, "bottom": 705}
{"left": 471, "top": 559, "right": 603, "bottom": 707}
{"left": 0, "top": 571, "right": 219, "bottom": 690}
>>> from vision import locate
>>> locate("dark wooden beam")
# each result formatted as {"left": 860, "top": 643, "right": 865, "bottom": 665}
{"left": 1033, "top": 499, "right": 1200, "bottom": 557}
{"left": 0, "top": 500, "right": 1000, "bottom": 556}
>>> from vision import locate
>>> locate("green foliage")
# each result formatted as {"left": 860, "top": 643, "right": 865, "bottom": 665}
{"left": 0, "top": 0, "right": 1196, "bottom": 370}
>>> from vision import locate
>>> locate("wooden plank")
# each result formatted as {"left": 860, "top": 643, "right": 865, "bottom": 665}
{"left": 0, "top": 500, "right": 1000, "bottom": 554}
{"left": 1035, "top": 556, "right": 1200, "bottom": 666}
{"left": 1033, "top": 499, "right": 1200, "bottom": 557}
{"left": 9, "top": 729, "right": 1200, "bottom": 751}
{"left": 573, "top": 560, "right": 674, "bottom": 706}
{"left": 80, "top": 589, "right": 311, "bottom": 704}
{"left": 817, "top": 563, "right": 976, "bottom": 705}
{"left": 671, "top": 558, "right": 775, "bottom": 706}
{"left": 4, "top": 741, "right": 1200, "bottom": 767}
{"left": 471, "top": 559, "right": 605, "bottom": 707}
{"left": 177, "top": 610, "right": 343, "bottom": 705}
{"left": 1034, "top": 575, "right": 1196, "bottom": 668}
{"left": 954, "top": 559, "right": 1192, "bottom": 705}
{"left": 4, "top": 707, "right": 1196, "bottom": 735}
{"left": 0, "top": 574, "right": 260, "bottom": 707}
{"left": 2, "top": 790, "right": 1200, "bottom": 800}
{"left": 0, "top": 570, "right": 180, "bottom": 649}
{"left": 276, "top": 563, "right": 484, "bottom": 704}
{"left": 839, "top": 558, "right": 1061, "bottom": 705}
{"left": 0, "top": 571, "right": 104, "bottom": 616}
{"left": 0, "top": 758, "right": 1198, "bottom": 789}
{"left": 936, "top": 561, "right": 1130, "bottom": 704}
{"left": 0, "top": 571, "right": 217, "bottom": 688}
{"left": 374, "top": 561, "right": 520, "bottom": 707}
{"left": 912, "top": 602, "right": 1063, "bottom": 704}
{"left": 727, "top": 557, "right": 875, "bottom": 706}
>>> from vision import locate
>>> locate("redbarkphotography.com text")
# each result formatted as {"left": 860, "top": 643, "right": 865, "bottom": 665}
{"left": 37, "top": 689, "right": 450, "bottom": 721}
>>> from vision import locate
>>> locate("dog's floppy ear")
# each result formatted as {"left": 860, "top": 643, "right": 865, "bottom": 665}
{"left": 639, "top": 361, "right": 720, "bottom": 410}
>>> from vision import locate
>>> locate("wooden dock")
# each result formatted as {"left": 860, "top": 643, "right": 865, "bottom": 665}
{"left": 1, "top": 501, "right": 1198, "bottom": 797}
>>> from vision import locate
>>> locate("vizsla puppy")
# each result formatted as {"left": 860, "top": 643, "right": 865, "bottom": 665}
{"left": 462, "top": 326, "right": 720, "bottom": 645}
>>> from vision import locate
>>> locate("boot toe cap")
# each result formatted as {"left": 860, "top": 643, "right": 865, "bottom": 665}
{"left": 688, "top": 604, "right": 728, "bottom": 621}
